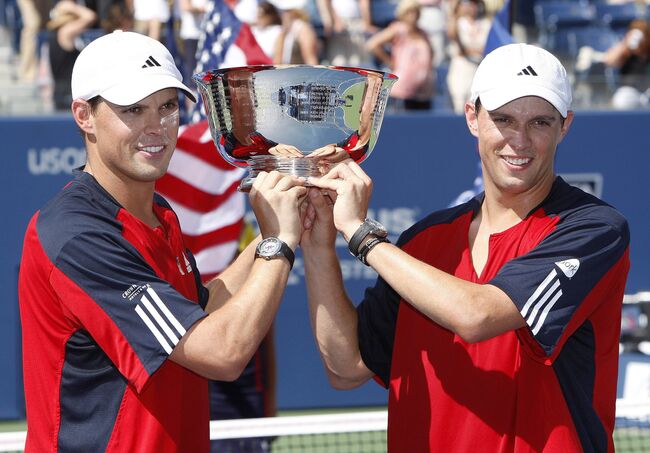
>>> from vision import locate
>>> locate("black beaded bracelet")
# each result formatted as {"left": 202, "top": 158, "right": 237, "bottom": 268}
{"left": 357, "top": 237, "right": 390, "bottom": 266}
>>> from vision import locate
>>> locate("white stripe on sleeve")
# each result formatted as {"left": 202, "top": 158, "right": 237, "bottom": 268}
{"left": 147, "top": 287, "right": 187, "bottom": 336}
{"left": 141, "top": 295, "right": 180, "bottom": 346}
{"left": 135, "top": 305, "right": 173, "bottom": 355}
{"left": 521, "top": 269, "right": 557, "bottom": 317}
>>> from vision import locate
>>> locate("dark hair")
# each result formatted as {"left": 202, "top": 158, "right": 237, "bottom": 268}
{"left": 87, "top": 96, "right": 103, "bottom": 113}
{"left": 100, "top": 2, "right": 133, "bottom": 33}
{"left": 474, "top": 96, "right": 565, "bottom": 124}
{"left": 258, "top": 1, "right": 281, "bottom": 25}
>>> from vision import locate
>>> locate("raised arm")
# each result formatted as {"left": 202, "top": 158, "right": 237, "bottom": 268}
{"left": 307, "top": 161, "right": 526, "bottom": 344}
{"left": 170, "top": 172, "right": 307, "bottom": 380}
{"left": 301, "top": 188, "right": 375, "bottom": 389}
{"left": 52, "top": 1, "right": 97, "bottom": 51}
{"left": 365, "top": 24, "right": 398, "bottom": 69}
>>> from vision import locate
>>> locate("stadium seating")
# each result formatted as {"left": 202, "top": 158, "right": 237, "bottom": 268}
{"left": 569, "top": 25, "right": 620, "bottom": 55}
{"left": 594, "top": 2, "right": 649, "bottom": 34}
{"left": 569, "top": 26, "right": 620, "bottom": 93}
{"left": 1, "top": 0, "right": 20, "bottom": 53}
{"left": 370, "top": 0, "right": 399, "bottom": 29}
{"left": 534, "top": 0, "right": 597, "bottom": 56}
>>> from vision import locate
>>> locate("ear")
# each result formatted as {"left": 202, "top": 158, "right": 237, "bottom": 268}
{"left": 71, "top": 99, "right": 95, "bottom": 136}
{"left": 464, "top": 101, "right": 479, "bottom": 138}
{"left": 557, "top": 110, "right": 574, "bottom": 144}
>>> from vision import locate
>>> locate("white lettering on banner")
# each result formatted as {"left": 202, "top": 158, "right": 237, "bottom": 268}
{"left": 27, "top": 147, "right": 86, "bottom": 175}
{"left": 333, "top": 207, "right": 421, "bottom": 248}
{"left": 288, "top": 258, "right": 379, "bottom": 286}
{"left": 283, "top": 206, "right": 420, "bottom": 285}
{"left": 559, "top": 173, "right": 603, "bottom": 198}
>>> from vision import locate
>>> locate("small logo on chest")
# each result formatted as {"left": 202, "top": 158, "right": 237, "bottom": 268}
{"left": 122, "top": 283, "right": 149, "bottom": 301}
{"left": 176, "top": 251, "right": 193, "bottom": 276}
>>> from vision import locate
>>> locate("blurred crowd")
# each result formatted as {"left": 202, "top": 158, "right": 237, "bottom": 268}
{"left": 2, "top": 0, "right": 650, "bottom": 115}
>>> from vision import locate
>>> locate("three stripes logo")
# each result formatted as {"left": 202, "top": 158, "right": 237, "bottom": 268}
{"left": 521, "top": 259, "right": 580, "bottom": 336}
{"left": 142, "top": 56, "right": 162, "bottom": 69}
{"left": 517, "top": 65, "right": 538, "bottom": 76}
{"left": 176, "top": 252, "right": 193, "bottom": 276}
{"left": 134, "top": 286, "right": 187, "bottom": 354}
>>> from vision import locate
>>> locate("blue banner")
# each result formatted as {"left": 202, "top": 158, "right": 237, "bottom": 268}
{"left": 2, "top": 111, "right": 650, "bottom": 416}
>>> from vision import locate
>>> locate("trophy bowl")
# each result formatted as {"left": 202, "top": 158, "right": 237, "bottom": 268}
{"left": 192, "top": 65, "right": 397, "bottom": 191}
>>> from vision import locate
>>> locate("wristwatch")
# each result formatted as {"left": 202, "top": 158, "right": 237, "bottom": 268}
{"left": 348, "top": 218, "right": 388, "bottom": 257}
{"left": 255, "top": 237, "right": 295, "bottom": 270}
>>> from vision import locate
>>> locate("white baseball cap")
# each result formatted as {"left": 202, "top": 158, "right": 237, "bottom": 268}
{"left": 71, "top": 31, "right": 196, "bottom": 105}
{"left": 469, "top": 43, "right": 572, "bottom": 118}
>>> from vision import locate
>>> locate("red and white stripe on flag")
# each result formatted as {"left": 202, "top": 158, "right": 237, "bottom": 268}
{"left": 222, "top": 22, "right": 272, "bottom": 67}
{"left": 156, "top": 120, "right": 246, "bottom": 282}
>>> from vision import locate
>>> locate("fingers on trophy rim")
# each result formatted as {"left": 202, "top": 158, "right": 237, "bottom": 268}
{"left": 269, "top": 144, "right": 303, "bottom": 157}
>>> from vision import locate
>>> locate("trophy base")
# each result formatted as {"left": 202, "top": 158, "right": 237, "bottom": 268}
{"left": 238, "top": 155, "right": 327, "bottom": 192}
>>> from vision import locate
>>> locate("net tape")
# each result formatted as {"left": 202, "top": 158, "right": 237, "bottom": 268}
{"left": 1, "top": 402, "right": 649, "bottom": 452}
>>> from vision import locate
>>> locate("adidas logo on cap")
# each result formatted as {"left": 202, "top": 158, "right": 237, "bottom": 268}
{"left": 469, "top": 44, "right": 572, "bottom": 117}
{"left": 517, "top": 65, "right": 538, "bottom": 76}
{"left": 71, "top": 31, "right": 196, "bottom": 105}
{"left": 142, "top": 56, "right": 162, "bottom": 69}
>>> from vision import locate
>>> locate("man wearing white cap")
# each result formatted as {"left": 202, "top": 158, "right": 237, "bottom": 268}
{"left": 18, "top": 31, "right": 306, "bottom": 452}
{"left": 301, "top": 43, "right": 630, "bottom": 451}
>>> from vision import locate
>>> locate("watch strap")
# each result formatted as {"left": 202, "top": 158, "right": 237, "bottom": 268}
{"left": 255, "top": 238, "right": 295, "bottom": 270}
{"left": 348, "top": 219, "right": 387, "bottom": 256}
{"left": 357, "top": 237, "right": 390, "bottom": 266}
{"left": 276, "top": 241, "right": 295, "bottom": 270}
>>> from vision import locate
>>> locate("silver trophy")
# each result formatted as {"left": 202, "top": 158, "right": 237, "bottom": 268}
{"left": 192, "top": 65, "right": 397, "bottom": 191}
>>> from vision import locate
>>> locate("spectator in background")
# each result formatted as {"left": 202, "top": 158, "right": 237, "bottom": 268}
{"left": 446, "top": 0, "right": 490, "bottom": 113}
{"left": 88, "top": 0, "right": 133, "bottom": 27}
{"left": 604, "top": 19, "right": 650, "bottom": 110}
{"left": 133, "top": 0, "right": 169, "bottom": 41}
{"left": 316, "top": 0, "right": 374, "bottom": 67}
{"left": 252, "top": 1, "right": 283, "bottom": 60}
{"left": 99, "top": 1, "right": 134, "bottom": 32}
{"left": 17, "top": 0, "right": 52, "bottom": 82}
{"left": 46, "top": 0, "right": 97, "bottom": 110}
{"left": 178, "top": 0, "right": 207, "bottom": 85}
{"left": 233, "top": 0, "right": 260, "bottom": 24}
{"left": 366, "top": 0, "right": 434, "bottom": 111}
{"left": 482, "top": 0, "right": 505, "bottom": 16}
{"left": 417, "top": 0, "right": 449, "bottom": 66}
{"left": 273, "top": 0, "right": 320, "bottom": 65}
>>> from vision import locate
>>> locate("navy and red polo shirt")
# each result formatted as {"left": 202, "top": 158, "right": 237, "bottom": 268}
{"left": 18, "top": 171, "right": 210, "bottom": 452}
{"left": 358, "top": 177, "right": 630, "bottom": 452}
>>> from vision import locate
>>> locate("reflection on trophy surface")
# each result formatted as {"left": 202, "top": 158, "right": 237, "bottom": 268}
{"left": 193, "top": 65, "right": 397, "bottom": 191}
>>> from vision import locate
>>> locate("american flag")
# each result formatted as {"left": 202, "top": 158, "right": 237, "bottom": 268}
{"left": 157, "top": 121, "right": 247, "bottom": 281}
{"left": 157, "top": 1, "right": 272, "bottom": 281}
{"left": 190, "top": 0, "right": 272, "bottom": 123}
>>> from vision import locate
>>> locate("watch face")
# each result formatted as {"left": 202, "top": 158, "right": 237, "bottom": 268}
{"left": 367, "top": 219, "right": 388, "bottom": 236}
{"left": 258, "top": 238, "right": 282, "bottom": 256}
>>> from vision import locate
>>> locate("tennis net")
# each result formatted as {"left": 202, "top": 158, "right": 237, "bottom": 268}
{"left": 1, "top": 402, "right": 649, "bottom": 452}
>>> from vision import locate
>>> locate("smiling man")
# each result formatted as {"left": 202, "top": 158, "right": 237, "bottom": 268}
{"left": 300, "top": 44, "right": 631, "bottom": 452}
{"left": 18, "top": 31, "right": 306, "bottom": 452}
